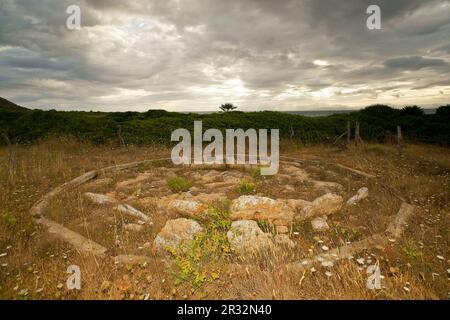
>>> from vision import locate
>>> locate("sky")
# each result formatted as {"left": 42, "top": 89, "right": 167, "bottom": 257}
{"left": 0, "top": 0, "right": 449, "bottom": 112}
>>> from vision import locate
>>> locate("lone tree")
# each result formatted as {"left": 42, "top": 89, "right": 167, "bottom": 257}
{"left": 220, "top": 103, "right": 237, "bottom": 112}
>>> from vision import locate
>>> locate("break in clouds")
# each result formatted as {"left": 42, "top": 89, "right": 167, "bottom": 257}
{"left": 0, "top": 0, "right": 449, "bottom": 112}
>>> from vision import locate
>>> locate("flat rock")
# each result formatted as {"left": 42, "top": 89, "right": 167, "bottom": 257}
{"left": 84, "top": 192, "right": 119, "bottom": 205}
{"left": 347, "top": 187, "right": 369, "bottom": 205}
{"left": 296, "top": 193, "right": 343, "bottom": 221}
{"left": 230, "top": 196, "right": 295, "bottom": 226}
{"left": 227, "top": 220, "right": 274, "bottom": 255}
{"left": 153, "top": 218, "right": 204, "bottom": 254}
{"left": 167, "top": 199, "right": 208, "bottom": 218}
{"left": 116, "top": 204, "right": 152, "bottom": 223}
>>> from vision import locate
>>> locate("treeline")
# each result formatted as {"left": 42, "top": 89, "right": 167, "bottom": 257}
{"left": 0, "top": 104, "right": 449, "bottom": 146}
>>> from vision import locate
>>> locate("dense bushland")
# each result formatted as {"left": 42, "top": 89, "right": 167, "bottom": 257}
{"left": 0, "top": 104, "right": 449, "bottom": 146}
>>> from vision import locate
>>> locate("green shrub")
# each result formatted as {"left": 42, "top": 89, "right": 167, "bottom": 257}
{"left": 167, "top": 200, "right": 233, "bottom": 287}
{"left": 237, "top": 179, "right": 256, "bottom": 195}
{"left": 167, "top": 176, "right": 192, "bottom": 193}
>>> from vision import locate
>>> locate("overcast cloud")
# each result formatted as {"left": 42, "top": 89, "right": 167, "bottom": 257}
{"left": 0, "top": 0, "right": 449, "bottom": 111}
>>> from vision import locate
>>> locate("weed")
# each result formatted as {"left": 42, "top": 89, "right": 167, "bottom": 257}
{"left": 402, "top": 243, "right": 423, "bottom": 259}
{"left": 237, "top": 179, "right": 256, "bottom": 195}
{"left": 168, "top": 200, "right": 233, "bottom": 287}
{"left": 167, "top": 176, "right": 192, "bottom": 193}
{"left": 1, "top": 211, "right": 17, "bottom": 229}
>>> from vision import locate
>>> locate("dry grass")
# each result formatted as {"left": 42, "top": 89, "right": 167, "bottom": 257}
{"left": 0, "top": 138, "right": 448, "bottom": 300}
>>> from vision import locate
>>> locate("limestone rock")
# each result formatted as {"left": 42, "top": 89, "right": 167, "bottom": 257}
{"left": 227, "top": 220, "right": 273, "bottom": 255}
{"left": 116, "top": 204, "right": 152, "bottom": 223}
{"left": 230, "top": 196, "right": 295, "bottom": 226}
{"left": 153, "top": 218, "right": 204, "bottom": 253}
{"left": 311, "top": 217, "right": 330, "bottom": 232}
{"left": 167, "top": 199, "right": 208, "bottom": 218}
{"left": 347, "top": 187, "right": 369, "bottom": 205}
{"left": 296, "top": 193, "right": 343, "bottom": 221}
{"left": 84, "top": 192, "right": 118, "bottom": 205}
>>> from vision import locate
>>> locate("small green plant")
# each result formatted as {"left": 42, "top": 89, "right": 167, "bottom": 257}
{"left": 167, "top": 176, "right": 192, "bottom": 193}
{"left": 257, "top": 220, "right": 273, "bottom": 233}
{"left": 167, "top": 200, "right": 233, "bottom": 288}
{"left": 402, "top": 244, "right": 422, "bottom": 259}
{"left": 1, "top": 212, "right": 17, "bottom": 229}
{"left": 237, "top": 179, "right": 256, "bottom": 195}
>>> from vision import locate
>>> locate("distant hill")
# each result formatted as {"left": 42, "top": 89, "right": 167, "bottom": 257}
{"left": 0, "top": 97, "right": 28, "bottom": 112}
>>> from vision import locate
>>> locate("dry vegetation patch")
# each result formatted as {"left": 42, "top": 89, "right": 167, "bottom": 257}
{"left": 0, "top": 138, "right": 448, "bottom": 299}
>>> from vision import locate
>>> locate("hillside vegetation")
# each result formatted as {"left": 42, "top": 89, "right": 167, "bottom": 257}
{"left": 0, "top": 99, "right": 449, "bottom": 146}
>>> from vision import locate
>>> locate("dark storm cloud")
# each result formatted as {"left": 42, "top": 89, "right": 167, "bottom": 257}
{"left": 0, "top": 0, "right": 449, "bottom": 111}
{"left": 383, "top": 56, "right": 448, "bottom": 71}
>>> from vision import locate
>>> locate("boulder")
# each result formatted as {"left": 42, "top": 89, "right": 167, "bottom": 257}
{"left": 153, "top": 218, "right": 204, "bottom": 254}
{"left": 311, "top": 216, "right": 330, "bottom": 232}
{"left": 227, "top": 220, "right": 273, "bottom": 255}
{"left": 346, "top": 187, "right": 369, "bottom": 205}
{"left": 167, "top": 199, "right": 208, "bottom": 218}
{"left": 296, "top": 193, "right": 343, "bottom": 221}
{"left": 116, "top": 204, "right": 152, "bottom": 223}
{"left": 230, "top": 196, "right": 295, "bottom": 226}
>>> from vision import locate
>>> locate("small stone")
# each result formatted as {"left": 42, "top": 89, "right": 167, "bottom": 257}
{"left": 437, "top": 255, "right": 444, "bottom": 261}
{"left": 18, "top": 289, "right": 28, "bottom": 296}
{"left": 56, "top": 283, "right": 64, "bottom": 289}
{"left": 124, "top": 223, "right": 144, "bottom": 232}
{"left": 403, "top": 287, "right": 410, "bottom": 292}
{"left": 311, "top": 217, "right": 330, "bottom": 232}
{"left": 356, "top": 258, "right": 365, "bottom": 265}
{"left": 321, "top": 245, "right": 329, "bottom": 251}
{"left": 0, "top": 253, "right": 7, "bottom": 257}
{"left": 310, "top": 267, "right": 316, "bottom": 273}
{"left": 325, "top": 271, "right": 333, "bottom": 277}
{"left": 321, "top": 261, "right": 334, "bottom": 268}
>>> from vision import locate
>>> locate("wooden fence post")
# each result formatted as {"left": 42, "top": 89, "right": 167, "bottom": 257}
{"left": 118, "top": 126, "right": 125, "bottom": 148}
{"left": 354, "top": 121, "right": 364, "bottom": 147}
